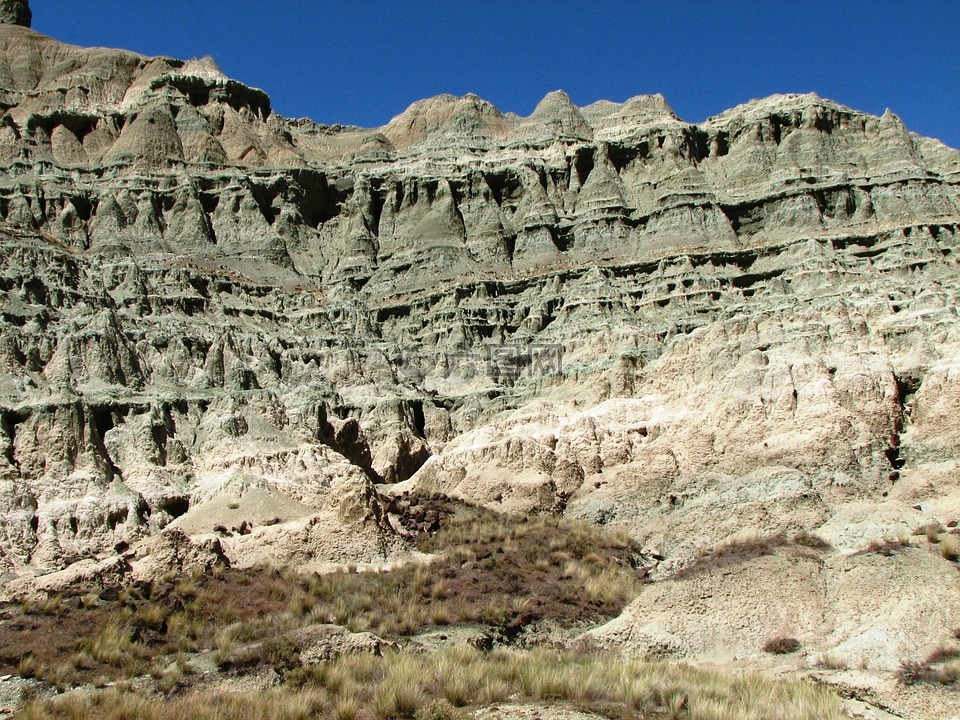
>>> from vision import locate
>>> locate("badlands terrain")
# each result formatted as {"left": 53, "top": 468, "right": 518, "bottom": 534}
{"left": 0, "top": 1, "right": 959, "bottom": 717}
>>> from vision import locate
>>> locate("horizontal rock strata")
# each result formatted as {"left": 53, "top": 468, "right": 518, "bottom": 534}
{"left": 0, "top": 18, "right": 957, "bottom": 595}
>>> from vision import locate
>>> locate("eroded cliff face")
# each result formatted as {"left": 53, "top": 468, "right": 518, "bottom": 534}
{"left": 0, "top": 16, "right": 958, "bottom": 588}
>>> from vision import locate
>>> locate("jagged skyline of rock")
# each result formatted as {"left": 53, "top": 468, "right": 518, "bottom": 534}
{"left": 29, "top": 0, "right": 960, "bottom": 150}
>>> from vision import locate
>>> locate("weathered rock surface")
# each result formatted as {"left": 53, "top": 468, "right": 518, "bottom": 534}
{"left": 0, "top": 6, "right": 959, "bottom": 694}
{"left": 584, "top": 544, "right": 960, "bottom": 672}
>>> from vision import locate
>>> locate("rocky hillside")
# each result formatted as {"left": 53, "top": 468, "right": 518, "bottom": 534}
{"left": 2, "top": 0, "right": 960, "bottom": 686}
{"left": 0, "top": 5, "right": 960, "bottom": 717}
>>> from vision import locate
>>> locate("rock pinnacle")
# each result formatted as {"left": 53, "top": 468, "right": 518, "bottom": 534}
{"left": 0, "top": 0, "right": 30, "bottom": 27}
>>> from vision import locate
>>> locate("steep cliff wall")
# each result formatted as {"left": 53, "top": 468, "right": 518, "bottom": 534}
{"left": 0, "top": 17, "right": 958, "bottom": 586}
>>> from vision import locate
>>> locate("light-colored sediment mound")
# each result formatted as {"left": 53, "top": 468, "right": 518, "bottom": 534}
{"left": 585, "top": 544, "right": 960, "bottom": 672}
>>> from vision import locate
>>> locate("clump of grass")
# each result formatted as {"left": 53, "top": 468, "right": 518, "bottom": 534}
{"left": 914, "top": 522, "right": 945, "bottom": 543}
{"left": 898, "top": 659, "right": 938, "bottom": 685}
{"left": 414, "top": 699, "right": 464, "bottom": 720}
{"left": 925, "top": 644, "right": 960, "bottom": 665}
{"left": 713, "top": 531, "right": 781, "bottom": 556}
{"left": 371, "top": 654, "right": 425, "bottom": 719}
{"left": 936, "top": 661, "right": 960, "bottom": 685}
{"left": 941, "top": 534, "right": 960, "bottom": 561}
{"left": 792, "top": 531, "right": 831, "bottom": 550}
{"left": 858, "top": 537, "right": 908, "bottom": 556}
{"left": 896, "top": 642, "right": 960, "bottom": 686}
{"left": 21, "top": 647, "right": 844, "bottom": 720}
{"left": 763, "top": 636, "right": 802, "bottom": 655}
{"left": 37, "top": 594, "right": 64, "bottom": 616}
{"left": 79, "top": 621, "right": 134, "bottom": 666}
{"left": 135, "top": 602, "right": 170, "bottom": 631}
{"left": 817, "top": 652, "right": 847, "bottom": 670}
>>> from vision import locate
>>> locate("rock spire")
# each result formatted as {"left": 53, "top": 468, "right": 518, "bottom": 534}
{"left": 0, "top": 0, "right": 30, "bottom": 27}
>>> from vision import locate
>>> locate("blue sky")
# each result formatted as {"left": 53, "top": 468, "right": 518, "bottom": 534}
{"left": 34, "top": 1, "right": 960, "bottom": 149}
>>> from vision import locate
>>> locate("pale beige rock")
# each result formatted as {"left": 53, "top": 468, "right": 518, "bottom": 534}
{"left": 584, "top": 545, "right": 960, "bottom": 673}
{"left": 130, "top": 528, "right": 229, "bottom": 583}
{"left": 287, "top": 624, "right": 391, "bottom": 664}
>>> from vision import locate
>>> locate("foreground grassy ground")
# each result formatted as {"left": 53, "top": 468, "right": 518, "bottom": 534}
{"left": 20, "top": 646, "right": 842, "bottom": 720}
{"left": 2, "top": 499, "right": 646, "bottom": 689}
{"left": 2, "top": 497, "right": 844, "bottom": 719}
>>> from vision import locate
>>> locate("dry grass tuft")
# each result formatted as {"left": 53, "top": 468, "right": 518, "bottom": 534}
{"left": 817, "top": 652, "right": 848, "bottom": 670}
{"left": 898, "top": 659, "right": 939, "bottom": 685}
{"left": 792, "top": 531, "right": 832, "bottom": 550}
{"left": 858, "top": 536, "right": 908, "bottom": 557}
{"left": 925, "top": 644, "right": 960, "bottom": 665}
{"left": 914, "top": 522, "right": 945, "bottom": 543}
{"left": 899, "top": 642, "right": 960, "bottom": 686}
{"left": 941, "top": 534, "right": 960, "bottom": 561}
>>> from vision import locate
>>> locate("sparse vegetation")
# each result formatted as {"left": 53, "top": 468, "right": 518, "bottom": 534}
{"left": 0, "top": 498, "right": 646, "bottom": 690}
{"left": 896, "top": 642, "right": 960, "bottom": 686}
{"left": 858, "top": 536, "right": 908, "bottom": 556}
{"left": 817, "top": 652, "right": 848, "bottom": 670}
{"left": 914, "top": 521, "right": 945, "bottom": 543}
{"left": 792, "top": 531, "right": 831, "bottom": 550}
{"left": 19, "top": 646, "right": 844, "bottom": 720}
{"left": 941, "top": 534, "right": 960, "bottom": 561}
{"left": 672, "top": 532, "right": 796, "bottom": 579}
{"left": 925, "top": 644, "right": 960, "bottom": 665}
{"left": 898, "top": 659, "right": 939, "bottom": 685}
{"left": 763, "top": 636, "right": 802, "bottom": 654}
{"left": 0, "top": 498, "right": 846, "bottom": 719}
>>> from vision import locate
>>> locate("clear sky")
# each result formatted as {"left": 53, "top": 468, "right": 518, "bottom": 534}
{"left": 33, "top": 1, "right": 960, "bottom": 149}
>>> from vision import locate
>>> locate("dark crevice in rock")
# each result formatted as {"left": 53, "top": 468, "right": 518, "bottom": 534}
{"left": 607, "top": 142, "right": 641, "bottom": 173}
{"left": 550, "top": 225, "right": 574, "bottom": 252}
{"left": 248, "top": 181, "right": 279, "bottom": 225}
{"left": 1, "top": 410, "right": 27, "bottom": 473}
{"left": 730, "top": 267, "right": 785, "bottom": 289}
{"left": 90, "top": 405, "right": 115, "bottom": 443}
{"left": 714, "top": 131, "right": 730, "bottom": 157}
{"left": 686, "top": 127, "right": 711, "bottom": 162}
{"left": 198, "top": 192, "right": 219, "bottom": 215}
{"left": 317, "top": 407, "right": 374, "bottom": 475}
{"left": 107, "top": 507, "right": 128, "bottom": 531}
{"left": 367, "top": 178, "right": 387, "bottom": 237}
{"left": 484, "top": 170, "right": 522, "bottom": 208}
{"left": 88, "top": 404, "right": 125, "bottom": 482}
{"left": 410, "top": 401, "right": 426, "bottom": 439}
{"left": 291, "top": 170, "right": 349, "bottom": 227}
{"left": 150, "top": 423, "right": 168, "bottom": 466}
{"left": 159, "top": 496, "right": 190, "bottom": 519}
{"left": 574, "top": 147, "right": 595, "bottom": 186}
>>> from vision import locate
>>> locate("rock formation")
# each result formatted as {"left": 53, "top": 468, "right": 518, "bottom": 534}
{"left": 0, "top": 0, "right": 29, "bottom": 28}
{"left": 1, "top": 3, "right": 960, "bottom": 686}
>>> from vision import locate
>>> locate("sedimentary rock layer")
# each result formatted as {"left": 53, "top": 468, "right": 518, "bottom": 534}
{"left": 0, "top": 16, "right": 957, "bottom": 589}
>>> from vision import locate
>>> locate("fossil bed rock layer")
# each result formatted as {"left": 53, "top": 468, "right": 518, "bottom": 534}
{"left": 1, "top": 7, "right": 960, "bottom": 681}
